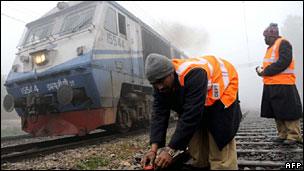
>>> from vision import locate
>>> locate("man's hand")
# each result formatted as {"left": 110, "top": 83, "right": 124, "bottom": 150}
{"left": 154, "top": 150, "right": 173, "bottom": 168}
{"left": 255, "top": 66, "right": 264, "bottom": 77}
{"left": 141, "top": 151, "right": 156, "bottom": 168}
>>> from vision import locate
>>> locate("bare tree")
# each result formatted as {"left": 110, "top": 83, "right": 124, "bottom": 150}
{"left": 151, "top": 21, "right": 209, "bottom": 56}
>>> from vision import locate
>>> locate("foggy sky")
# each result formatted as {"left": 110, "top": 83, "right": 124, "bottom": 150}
{"left": 1, "top": 1, "right": 303, "bottom": 111}
{"left": 1, "top": 1, "right": 303, "bottom": 75}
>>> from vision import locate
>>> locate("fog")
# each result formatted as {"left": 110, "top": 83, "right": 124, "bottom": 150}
{"left": 281, "top": 15, "right": 303, "bottom": 105}
{"left": 1, "top": 1, "right": 303, "bottom": 136}
{"left": 154, "top": 21, "right": 210, "bottom": 55}
{"left": 119, "top": 1, "right": 303, "bottom": 112}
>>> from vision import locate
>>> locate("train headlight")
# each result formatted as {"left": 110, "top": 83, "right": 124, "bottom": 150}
{"left": 32, "top": 51, "right": 47, "bottom": 65}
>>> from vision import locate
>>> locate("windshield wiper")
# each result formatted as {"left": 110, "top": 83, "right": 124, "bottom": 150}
{"left": 72, "top": 17, "right": 92, "bottom": 32}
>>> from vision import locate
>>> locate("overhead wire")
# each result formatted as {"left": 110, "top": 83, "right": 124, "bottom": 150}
{"left": 1, "top": 3, "right": 40, "bottom": 25}
{"left": 1, "top": 13, "right": 27, "bottom": 24}
{"left": 242, "top": 1, "right": 251, "bottom": 62}
{"left": 3, "top": 2, "right": 259, "bottom": 68}
{"left": 2, "top": 3, "right": 41, "bottom": 16}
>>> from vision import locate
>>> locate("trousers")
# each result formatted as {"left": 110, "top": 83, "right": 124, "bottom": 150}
{"left": 188, "top": 125, "right": 238, "bottom": 170}
{"left": 275, "top": 119, "right": 303, "bottom": 142}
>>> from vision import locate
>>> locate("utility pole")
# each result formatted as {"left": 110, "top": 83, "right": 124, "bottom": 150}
{"left": 242, "top": 1, "right": 250, "bottom": 62}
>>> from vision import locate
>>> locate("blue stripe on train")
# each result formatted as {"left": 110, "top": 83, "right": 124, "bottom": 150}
{"left": 5, "top": 49, "right": 145, "bottom": 117}
{"left": 6, "top": 49, "right": 143, "bottom": 84}
{"left": 93, "top": 49, "right": 143, "bottom": 55}
{"left": 7, "top": 72, "right": 101, "bottom": 117}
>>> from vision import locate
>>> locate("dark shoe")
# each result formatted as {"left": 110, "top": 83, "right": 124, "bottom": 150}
{"left": 272, "top": 137, "right": 285, "bottom": 143}
{"left": 283, "top": 139, "right": 297, "bottom": 145}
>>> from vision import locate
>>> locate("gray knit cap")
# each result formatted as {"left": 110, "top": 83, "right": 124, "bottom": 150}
{"left": 263, "top": 23, "right": 279, "bottom": 37}
{"left": 145, "top": 53, "right": 174, "bottom": 84}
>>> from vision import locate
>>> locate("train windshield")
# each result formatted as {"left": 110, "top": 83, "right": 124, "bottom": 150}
{"left": 59, "top": 7, "right": 95, "bottom": 35}
{"left": 24, "top": 22, "right": 54, "bottom": 45}
{"left": 22, "top": 6, "right": 95, "bottom": 46}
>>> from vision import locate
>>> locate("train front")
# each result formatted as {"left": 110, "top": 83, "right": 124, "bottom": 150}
{"left": 3, "top": 2, "right": 108, "bottom": 136}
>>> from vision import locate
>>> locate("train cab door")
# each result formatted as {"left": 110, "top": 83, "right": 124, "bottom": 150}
{"left": 127, "top": 20, "right": 142, "bottom": 84}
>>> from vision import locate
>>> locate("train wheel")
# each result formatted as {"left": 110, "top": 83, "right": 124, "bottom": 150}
{"left": 116, "top": 107, "right": 133, "bottom": 133}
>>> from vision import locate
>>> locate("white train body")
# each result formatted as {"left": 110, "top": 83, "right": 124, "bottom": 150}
{"left": 4, "top": 1, "right": 186, "bottom": 136}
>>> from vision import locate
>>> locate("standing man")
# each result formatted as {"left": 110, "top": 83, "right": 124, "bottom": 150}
{"left": 256, "top": 23, "right": 303, "bottom": 145}
{"left": 141, "top": 54, "right": 242, "bottom": 169}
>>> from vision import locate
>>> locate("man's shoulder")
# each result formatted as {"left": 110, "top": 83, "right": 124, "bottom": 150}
{"left": 280, "top": 38, "right": 292, "bottom": 46}
{"left": 184, "top": 68, "right": 208, "bottom": 86}
{"left": 279, "top": 38, "right": 292, "bottom": 51}
{"left": 185, "top": 68, "right": 207, "bottom": 79}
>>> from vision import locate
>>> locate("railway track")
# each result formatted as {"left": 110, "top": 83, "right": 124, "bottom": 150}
{"left": 1, "top": 134, "right": 32, "bottom": 142}
{"left": 236, "top": 115, "right": 303, "bottom": 170}
{"left": 1, "top": 113, "right": 302, "bottom": 170}
{"left": 167, "top": 112, "right": 303, "bottom": 170}
{"left": 0, "top": 127, "right": 151, "bottom": 163}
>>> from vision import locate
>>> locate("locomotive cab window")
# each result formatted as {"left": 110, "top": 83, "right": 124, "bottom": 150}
{"left": 118, "top": 13, "right": 126, "bottom": 37}
{"left": 104, "top": 7, "right": 118, "bottom": 34}
{"left": 24, "top": 23, "right": 54, "bottom": 45}
{"left": 60, "top": 7, "right": 95, "bottom": 35}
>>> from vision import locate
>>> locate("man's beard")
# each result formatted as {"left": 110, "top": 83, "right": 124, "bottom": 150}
{"left": 264, "top": 38, "right": 270, "bottom": 45}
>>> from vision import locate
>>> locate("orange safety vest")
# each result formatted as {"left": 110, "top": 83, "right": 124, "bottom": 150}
{"left": 263, "top": 37, "right": 295, "bottom": 85}
{"left": 172, "top": 55, "right": 238, "bottom": 108}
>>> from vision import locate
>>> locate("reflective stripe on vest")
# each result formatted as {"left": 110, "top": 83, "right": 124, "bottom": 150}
{"left": 263, "top": 53, "right": 295, "bottom": 74}
{"left": 280, "top": 69, "right": 294, "bottom": 74}
{"left": 262, "top": 37, "right": 296, "bottom": 84}
{"left": 173, "top": 56, "right": 237, "bottom": 106}
{"left": 176, "top": 58, "right": 214, "bottom": 90}
{"left": 214, "top": 57, "right": 229, "bottom": 89}
{"left": 263, "top": 58, "right": 276, "bottom": 62}
{"left": 176, "top": 58, "right": 207, "bottom": 75}
{"left": 172, "top": 56, "right": 238, "bottom": 107}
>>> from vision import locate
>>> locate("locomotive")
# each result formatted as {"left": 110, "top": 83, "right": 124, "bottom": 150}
{"left": 3, "top": 1, "right": 186, "bottom": 136}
